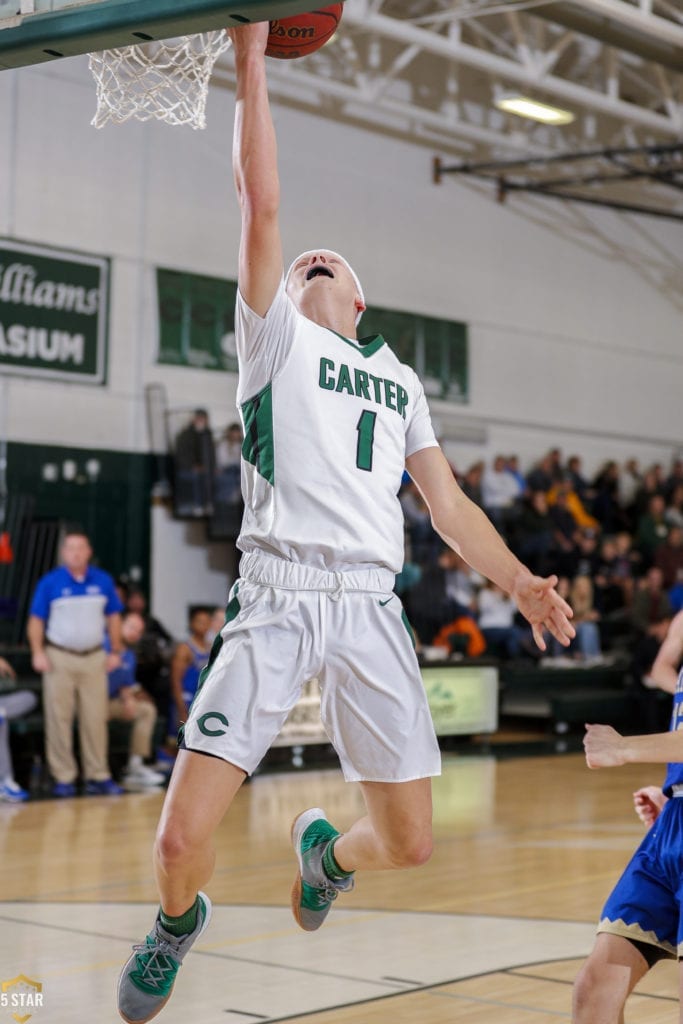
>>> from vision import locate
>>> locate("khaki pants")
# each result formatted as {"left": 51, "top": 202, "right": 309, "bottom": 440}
{"left": 108, "top": 694, "right": 157, "bottom": 760}
{"left": 43, "top": 647, "right": 109, "bottom": 784}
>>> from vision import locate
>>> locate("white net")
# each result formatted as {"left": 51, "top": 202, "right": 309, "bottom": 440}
{"left": 88, "top": 31, "right": 232, "bottom": 130}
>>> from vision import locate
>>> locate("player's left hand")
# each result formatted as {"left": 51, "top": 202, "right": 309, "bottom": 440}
{"left": 511, "top": 572, "right": 575, "bottom": 651}
{"left": 633, "top": 785, "right": 666, "bottom": 827}
{"left": 584, "top": 723, "right": 626, "bottom": 769}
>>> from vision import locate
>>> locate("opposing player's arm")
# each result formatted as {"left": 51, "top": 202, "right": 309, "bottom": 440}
{"left": 584, "top": 722, "right": 683, "bottom": 768}
{"left": 170, "top": 643, "right": 192, "bottom": 710}
{"left": 229, "top": 23, "right": 283, "bottom": 317}
{"left": 405, "top": 445, "right": 574, "bottom": 650}
{"left": 649, "top": 609, "right": 683, "bottom": 694}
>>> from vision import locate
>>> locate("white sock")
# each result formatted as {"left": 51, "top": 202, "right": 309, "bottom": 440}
{"left": 127, "top": 755, "right": 143, "bottom": 771}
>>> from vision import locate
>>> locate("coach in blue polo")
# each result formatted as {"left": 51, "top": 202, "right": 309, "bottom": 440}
{"left": 27, "top": 527, "right": 125, "bottom": 797}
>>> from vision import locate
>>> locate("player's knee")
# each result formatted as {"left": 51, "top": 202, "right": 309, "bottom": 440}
{"left": 155, "top": 822, "right": 197, "bottom": 868}
{"left": 572, "top": 958, "right": 601, "bottom": 1019}
{"left": 384, "top": 832, "right": 433, "bottom": 869}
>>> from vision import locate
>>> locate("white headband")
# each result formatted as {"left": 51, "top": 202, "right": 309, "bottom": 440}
{"left": 285, "top": 249, "right": 365, "bottom": 326}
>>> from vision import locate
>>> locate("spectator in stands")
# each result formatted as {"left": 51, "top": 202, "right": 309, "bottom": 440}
{"left": 164, "top": 607, "right": 213, "bottom": 757}
{"left": 526, "top": 451, "right": 556, "bottom": 494}
{"left": 618, "top": 457, "right": 641, "bottom": 524}
{"left": 566, "top": 455, "right": 593, "bottom": 507}
{"left": 207, "top": 606, "right": 225, "bottom": 644}
{"left": 548, "top": 447, "right": 565, "bottom": 482}
{"left": 592, "top": 461, "right": 626, "bottom": 534}
{"left": 632, "top": 465, "right": 665, "bottom": 523}
{"left": 654, "top": 525, "right": 683, "bottom": 591}
{"left": 0, "top": 657, "right": 37, "bottom": 803}
{"left": 548, "top": 489, "right": 582, "bottom": 577}
{"left": 593, "top": 535, "right": 632, "bottom": 616}
{"left": 124, "top": 587, "right": 173, "bottom": 718}
{"left": 481, "top": 454, "right": 523, "bottom": 537}
{"left": 215, "top": 421, "right": 243, "bottom": 505}
{"left": 567, "top": 575, "right": 602, "bottom": 661}
{"left": 665, "top": 483, "right": 683, "bottom": 530}
{"left": 514, "top": 490, "right": 555, "bottom": 577}
{"left": 107, "top": 611, "right": 166, "bottom": 790}
{"left": 614, "top": 529, "right": 641, "bottom": 582}
{"left": 670, "top": 578, "right": 683, "bottom": 614}
{"left": 27, "top": 527, "right": 124, "bottom": 798}
{"left": 403, "top": 547, "right": 475, "bottom": 647}
{"left": 665, "top": 457, "right": 683, "bottom": 502}
{"left": 505, "top": 455, "right": 527, "bottom": 498}
{"left": 399, "top": 479, "right": 440, "bottom": 563}
{"left": 574, "top": 528, "right": 601, "bottom": 580}
{"left": 547, "top": 474, "right": 599, "bottom": 533}
{"left": 636, "top": 493, "right": 669, "bottom": 567}
{"left": 443, "top": 548, "right": 483, "bottom": 614}
{"left": 174, "top": 408, "right": 216, "bottom": 516}
{"left": 477, "top": 581, "right": 525, "bottom": 660}
{"left": 630, "top": 566, "right": 672, "bottom": 636}
{"left": 460, "top": 461, "right": 484, "bottom": 507}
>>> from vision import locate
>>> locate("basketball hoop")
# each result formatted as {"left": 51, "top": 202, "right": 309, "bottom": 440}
{"left": 88, "top": 32, "right": 232, "bottom": 130}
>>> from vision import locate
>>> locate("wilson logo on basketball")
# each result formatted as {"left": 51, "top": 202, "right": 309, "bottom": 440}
{"left": 269, "top": 21, "right": 315, "bottom": 40}
{"left": 265, "top": 4, "right": 343, "bottom": 60}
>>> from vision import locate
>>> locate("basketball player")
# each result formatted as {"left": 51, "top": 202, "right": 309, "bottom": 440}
{"left": 117, "top": 21, "right": 575, "bottom": 1024}
{"left": 574, "top": 609, "right": 683, "bottom": 1023}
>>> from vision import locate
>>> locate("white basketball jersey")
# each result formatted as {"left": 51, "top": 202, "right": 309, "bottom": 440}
{"left": 234, "top": 280, "right": 438, "bottom": 573}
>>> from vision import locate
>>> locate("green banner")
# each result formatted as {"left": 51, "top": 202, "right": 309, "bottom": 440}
{"left": 156, "top": 267, "right": 468, "bottom": 403}
{"left": 157, "top": 267, "right": 238, "bottom": 372}
{"left": 360, "top": 305, "right": 468, "bottom": 403}
{"left": 0, "top": 239, "right": 109, "bottom": 384}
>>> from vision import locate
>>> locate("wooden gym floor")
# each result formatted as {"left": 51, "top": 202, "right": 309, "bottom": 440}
{"left": 0, "top": 749, "right": 678, "bottom": 1023}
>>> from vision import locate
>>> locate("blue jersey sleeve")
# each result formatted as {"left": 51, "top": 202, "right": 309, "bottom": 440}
{"left": 29, "top": 575, "right": 52, "bottom": 620}
{"left": 102, "top": 573, "right": 125, "bottom": 616}
{"left": 107, "top": 644, "right": 137, "bottom": 697}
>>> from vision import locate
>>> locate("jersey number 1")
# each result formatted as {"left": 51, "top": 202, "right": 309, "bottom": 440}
{"left": 355, "top": 409, "right": 377, "bottom": 472}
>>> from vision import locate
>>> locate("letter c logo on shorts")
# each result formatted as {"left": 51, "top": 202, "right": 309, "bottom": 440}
{"left": 197, "top": 712, "right": 230, "bottom": 737}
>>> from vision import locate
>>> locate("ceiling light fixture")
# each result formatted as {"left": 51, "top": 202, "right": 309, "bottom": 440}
{"left": 494, "top": 94, "right": 575, "bottom": 126}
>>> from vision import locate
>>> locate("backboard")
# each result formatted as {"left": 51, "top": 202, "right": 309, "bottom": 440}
{"left": 0, "top": 0, "right": 327, "bottom": 70}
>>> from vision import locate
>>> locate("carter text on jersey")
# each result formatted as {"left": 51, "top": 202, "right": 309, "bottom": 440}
{"left": 318, "top": 357, "right": 408, "bottom": 418}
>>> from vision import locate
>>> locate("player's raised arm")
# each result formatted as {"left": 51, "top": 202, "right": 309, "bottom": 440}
{"left": 229, "top": 23, "right": 283, "bottom": 317}
{"left": 405, "top": 445, "right": 575, "bottom": 650}
{"left": 649, "top": 608, "right": 683, "bottom": 694}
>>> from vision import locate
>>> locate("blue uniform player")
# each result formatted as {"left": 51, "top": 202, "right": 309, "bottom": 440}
{"left": 166, "top": 607, "right": 212, "bottom": 746}
{"left": 574, "top": 610, "right": 683, "bottom": 1023}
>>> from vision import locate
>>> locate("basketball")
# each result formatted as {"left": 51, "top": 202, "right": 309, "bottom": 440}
{"left": 265, "top": 4, "right": 343, "bottom": 60}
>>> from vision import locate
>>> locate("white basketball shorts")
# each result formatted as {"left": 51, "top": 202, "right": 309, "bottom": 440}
{"left": 181, "top": 551, "right": 441, "bottom": 783}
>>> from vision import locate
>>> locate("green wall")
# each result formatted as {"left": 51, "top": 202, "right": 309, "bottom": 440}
{"left": 7, "top": 441, "right": 153, "bottom": 590}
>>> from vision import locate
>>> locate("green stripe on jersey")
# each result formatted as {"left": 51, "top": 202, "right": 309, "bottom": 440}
{"left": 401, "top": 608, "right": 416, "bottom": 649}
{"left": 241, "top": 384, "right": 275, "bottom": 484}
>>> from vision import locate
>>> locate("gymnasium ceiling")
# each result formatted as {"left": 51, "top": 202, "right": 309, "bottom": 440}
{"left": 214, "top": 0, "right": 683, "bottom": 221}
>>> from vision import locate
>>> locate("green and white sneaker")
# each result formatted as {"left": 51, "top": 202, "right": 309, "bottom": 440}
{"left": 290, "top": 807, "right": 354, "bottom": 932}
{"left": 117, "top": 892, "right": 212, "bottom": 1024}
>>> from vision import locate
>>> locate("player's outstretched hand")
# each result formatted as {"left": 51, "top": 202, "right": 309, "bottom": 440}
{"left": 633, "top": 786, "right": 667, "bottom": 828}
{"left": 584, "top": 723, "right": 626, "bottom": 769}
{"left": 511, "top": 572, "right": 575, "bottom": 651}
